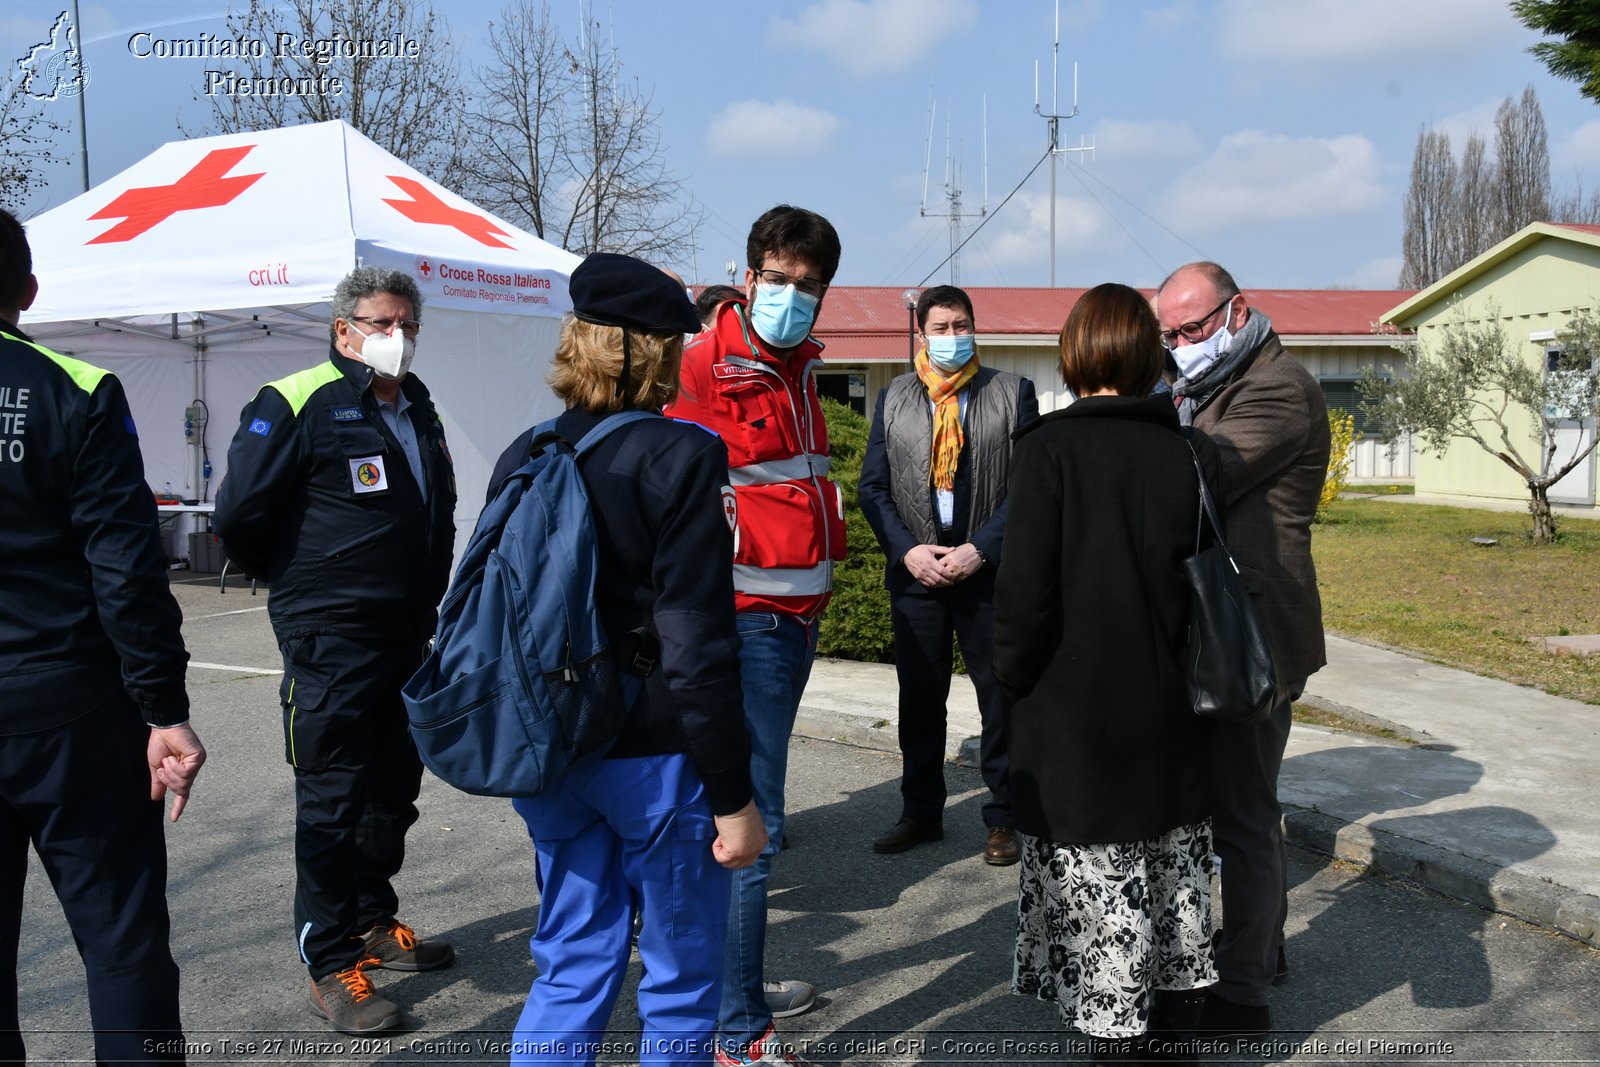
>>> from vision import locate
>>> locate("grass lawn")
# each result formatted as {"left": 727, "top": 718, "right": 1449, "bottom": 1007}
{"left": 1312, "top": 498, "right": 1600, "bottom": 705}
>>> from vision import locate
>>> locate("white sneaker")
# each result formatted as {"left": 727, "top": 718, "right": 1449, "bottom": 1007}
{"left": 762, "top": 978, "right": 817, "bottom": 1019}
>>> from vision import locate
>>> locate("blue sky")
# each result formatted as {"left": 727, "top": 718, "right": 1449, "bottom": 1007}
{"left": 7, "top": 0, "right": 1600, "bottom": 291}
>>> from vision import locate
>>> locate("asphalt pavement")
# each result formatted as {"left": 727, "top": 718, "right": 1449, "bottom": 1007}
{"left": 10, "top": 576, "right": 1600, "bottom": 1065}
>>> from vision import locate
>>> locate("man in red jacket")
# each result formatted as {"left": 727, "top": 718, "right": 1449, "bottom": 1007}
{"left": 665, "top": 205, "right": 844, "bottom": 1066}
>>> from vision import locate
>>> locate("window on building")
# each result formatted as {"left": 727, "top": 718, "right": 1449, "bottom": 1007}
{"left": 1319, "top": 378, "right": 1377, "bottom": 437}
{"left": 814, "top": 371, "right": 867, "bottom": 417}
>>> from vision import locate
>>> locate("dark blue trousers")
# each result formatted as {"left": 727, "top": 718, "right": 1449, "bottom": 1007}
{"left": 278, "top": 633, "right": 425, "bottom": 980}
{"left": 0, "top": 695, "right": 183, "bottom": 1064}
{"left": 890, "top": 575, "right": 1012, "bottom": 829}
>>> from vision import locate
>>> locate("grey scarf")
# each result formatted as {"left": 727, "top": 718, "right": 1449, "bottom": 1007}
{"left": 1172, "top": 308, "right": 1274, "bottom": 426}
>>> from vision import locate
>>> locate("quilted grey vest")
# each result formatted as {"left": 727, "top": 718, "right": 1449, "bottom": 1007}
{"left": 882, "top": 365, "right": 1023, "bottom": 544}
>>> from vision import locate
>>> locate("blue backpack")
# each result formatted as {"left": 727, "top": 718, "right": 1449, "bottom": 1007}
{"left": 402, "top": 410, "right": 658, "bottom": 797}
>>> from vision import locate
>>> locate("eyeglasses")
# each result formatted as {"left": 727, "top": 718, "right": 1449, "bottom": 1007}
{"left": 754, "top": 268, "right": 827, "bottom": 299}
{"left": 1158, "top": 295, "right": 1232, "bottom": 349}
{"left": 350, "top": 315, "right": 422, "bottom": 337}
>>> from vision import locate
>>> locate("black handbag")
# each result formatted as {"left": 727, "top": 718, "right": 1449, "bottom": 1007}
{"left": 1178, "top": 443, "right": 1283, "bottom": 726}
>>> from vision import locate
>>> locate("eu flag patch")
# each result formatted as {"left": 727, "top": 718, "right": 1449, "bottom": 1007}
{"left": 249, "top": 418, "right": 272, "bottom": 436}
{"left": 124, "top": 415, "right": 137, "bottom": 436}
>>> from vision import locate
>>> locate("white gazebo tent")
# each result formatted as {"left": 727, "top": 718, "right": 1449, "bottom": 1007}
{"left": 22, "top": 119, "right": 579, "bottom": 564}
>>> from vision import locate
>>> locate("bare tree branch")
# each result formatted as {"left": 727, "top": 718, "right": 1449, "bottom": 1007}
{"left": 192, "top": 0, "right": 468, "bottom": 182}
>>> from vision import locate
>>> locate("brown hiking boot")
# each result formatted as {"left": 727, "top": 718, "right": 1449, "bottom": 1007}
{"left": 309, "top": 957, "right": 401, "bottom": 1034}
{"left": 361, "top": 919, "right": 455, "bottom": 972}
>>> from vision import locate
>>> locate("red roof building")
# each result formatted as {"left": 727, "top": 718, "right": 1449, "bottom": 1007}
{"left": 811, "top": 286, "right": 1413, "bottom": 362}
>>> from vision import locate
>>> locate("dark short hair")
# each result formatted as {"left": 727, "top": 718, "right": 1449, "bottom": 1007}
{"left": 1058, "top": 283, "right": 1164, "bottom": 397}
{"left": 916, "top": 285, "right": 975, "bottom": 331}
{"left": 746, "top": 205, "right": 841, "bottom": 284}
{"left": 1156, "top": 260, "right": 1241, "bottom": 302}
{"left": 0, "top": 209, "right": 32, "bottom": 310}
{"left": 695, "top": 284, "right": 742, "bottom": 325}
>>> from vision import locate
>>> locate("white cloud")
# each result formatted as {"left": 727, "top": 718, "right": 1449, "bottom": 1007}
{"left": 705, "top": 98, "right": 842, "bottom": 159}
{"left": 980, "top": 191, "right": 1107, "bottom": 272}
{"left": 1218, "top": 0, "right": 1511, "bottom": 65}
{"left": 1335, "top": 255, "right": 1404, "bottom": 290}
{"left": 1164, "top": 130, "right": 1386, "bottom": 228}
{"left": 1140, "top": 1, "right": 1200, "bottom": 33}
{"left": 769, "top": 0, "right": 978, "bottom": 77}
{"left": 1554, "top": 121, "right": 1600, "bottom": 175}
{"left": 1092, "top": 118, "right": 1203, "bottom": 166}
{"left": 1430, "top": 99, "right": 1503, "bottom": 152}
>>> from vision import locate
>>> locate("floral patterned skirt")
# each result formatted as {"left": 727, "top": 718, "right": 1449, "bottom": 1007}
{"left": 1012, "top": 820, "right": 1217, "bottom": 1038}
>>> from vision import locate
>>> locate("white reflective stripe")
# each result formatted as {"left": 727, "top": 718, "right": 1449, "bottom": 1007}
{"left": 298, "top": 922, "right": 314, "bottom": 966}
{"left": 732, "top": 561, "right": 832, "bottom": 596}
{"left": 728, "top": 453, "right": 832, "bottom": 485}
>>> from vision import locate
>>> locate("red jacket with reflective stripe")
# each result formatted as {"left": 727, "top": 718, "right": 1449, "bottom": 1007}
{"left": 665, "top": 299, "right": 846, "bottom": 619}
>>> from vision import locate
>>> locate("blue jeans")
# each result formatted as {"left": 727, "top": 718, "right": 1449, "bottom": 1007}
{"left": 717, "top": 611, "right": 818, "bottom": 1055}
{"left": 511, "top": 755, "right": 729, "bottom": 1066}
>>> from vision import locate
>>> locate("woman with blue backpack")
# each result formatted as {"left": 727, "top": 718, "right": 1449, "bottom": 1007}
{"left": 481, "top": 253, "right": 766, "bottom": 1066}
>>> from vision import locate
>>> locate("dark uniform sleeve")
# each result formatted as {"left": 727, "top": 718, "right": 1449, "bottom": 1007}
{"left": 969, "top": 375, "right": 1040, "bottom": 565}
{"left": 857, "top": 387, "right": 918, "bottom": 566}
{"left": 70, "top": 374, "right": 190, "bottom": 727}
{"left": 213, "top": 386, "right": 302, "bottom": 580}
{"left": 650, "top": 435, "right": 752, "bottom": 816}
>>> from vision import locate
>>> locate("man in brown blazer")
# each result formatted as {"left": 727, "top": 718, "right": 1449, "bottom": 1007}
{"left": 1156, "top": 262, "right": 1330, "bottom": 1037}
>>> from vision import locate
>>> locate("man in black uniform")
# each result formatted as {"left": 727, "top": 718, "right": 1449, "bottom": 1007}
{"left": 214, "top": 267, "right": 456, "bottom": 1036}
{"left": 0, "top": 207, "right": 206, "bottom": 1064}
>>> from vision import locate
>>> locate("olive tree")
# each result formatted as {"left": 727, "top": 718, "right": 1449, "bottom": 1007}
{"left": 1362, "top": 309, "right": 1600, "bottom": 543}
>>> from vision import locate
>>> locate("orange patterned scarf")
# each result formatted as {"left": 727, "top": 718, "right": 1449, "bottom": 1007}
{"left": 914, "top": 348, "right": 979, "bottom": 491}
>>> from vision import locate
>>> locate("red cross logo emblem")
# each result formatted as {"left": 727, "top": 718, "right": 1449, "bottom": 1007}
{"left": 415, "top": 257, "right": 433, "bottom": 280}
{"left": 86, "top": 146, "right": 265, "bottom": 244}
{"left": 383, "top": 176, "right": 514, "bottom": 248}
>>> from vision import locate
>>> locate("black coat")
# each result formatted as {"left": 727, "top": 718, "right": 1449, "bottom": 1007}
{"left": 993, "top": 394, "right": 1218, "bottom": 845}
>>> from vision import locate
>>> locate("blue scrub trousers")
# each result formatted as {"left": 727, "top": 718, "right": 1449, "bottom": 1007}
{"left": 511, "top": 754, "right": 729, "bottom": 1066}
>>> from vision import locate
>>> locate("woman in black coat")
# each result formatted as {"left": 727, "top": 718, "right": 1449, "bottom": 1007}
{"left": 993, "top": 282, "right": 1219, "bottom": 1048}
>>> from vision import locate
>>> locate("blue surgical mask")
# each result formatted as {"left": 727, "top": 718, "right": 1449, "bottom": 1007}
{"left": 925, "top": 333, "right": 975, "bottom": 372}
{"left": 748, "top": 282, "right": 819, "bottom": 349}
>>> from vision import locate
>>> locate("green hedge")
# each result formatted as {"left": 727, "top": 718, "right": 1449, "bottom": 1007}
{"left": 817, "top": 398, "right": 896, "bottom": 662}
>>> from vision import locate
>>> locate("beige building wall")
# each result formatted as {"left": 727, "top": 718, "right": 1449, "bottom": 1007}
{"left": 1397, "top": 237, "right": 1600, "bottom": 510}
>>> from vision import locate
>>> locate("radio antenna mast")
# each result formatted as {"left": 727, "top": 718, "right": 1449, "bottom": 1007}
{"left": 920, "top": 95, "right": 989, "bottom": 286}
{"left": 1033, "top": 0, "right": 1094, "bottom": 286}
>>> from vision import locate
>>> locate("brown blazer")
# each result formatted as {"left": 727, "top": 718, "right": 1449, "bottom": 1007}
{"left": 1190, "top": 328, "right": 1330, "bottom": 683}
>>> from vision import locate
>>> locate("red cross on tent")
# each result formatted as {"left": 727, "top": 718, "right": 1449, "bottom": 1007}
{"left": 86, "top": 146, "right": 266, "bottom": 244}
{"left": 382, "top": 176, "right": 515, "bottom": 249}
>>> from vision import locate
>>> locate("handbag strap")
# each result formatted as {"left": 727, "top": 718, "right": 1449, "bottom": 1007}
{"left": 1184, "top": 438, "right": 1228, "bottom": 551}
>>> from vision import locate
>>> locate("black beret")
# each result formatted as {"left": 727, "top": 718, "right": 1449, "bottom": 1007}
{"left": 569, "top": 252, "right": 699, "bottom": 334}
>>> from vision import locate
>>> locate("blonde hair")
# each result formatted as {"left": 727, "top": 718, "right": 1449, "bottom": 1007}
{"left": 548, "top": 316, "right": 684, "bottom": 413}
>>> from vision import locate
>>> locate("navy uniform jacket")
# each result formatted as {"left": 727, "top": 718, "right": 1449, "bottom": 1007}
{"left": 488, "top": 409, "right": 752, "bottom": 817}
{"left": 0, "top": 320, "right": 189, "bottom": 734}
{"left": 214, "top": 348, "right": 456, "bottom": 643}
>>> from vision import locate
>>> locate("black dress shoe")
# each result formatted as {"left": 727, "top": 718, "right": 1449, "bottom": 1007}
{"left": 1197, "top": 989, "right": 1271, "bottom": 1038}
{"left": 983, "top": 826, "right": 1020, "bottom": 866}
{"left": 872, "top": 818, "right": 943, "bottom": 854}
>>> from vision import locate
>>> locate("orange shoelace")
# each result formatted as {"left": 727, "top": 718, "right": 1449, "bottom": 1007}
{"left": 387, "top": 922, "right": 417, "bottom": 950}
{"left": 335, "top": 957, "right": 382, "bottom": 1002}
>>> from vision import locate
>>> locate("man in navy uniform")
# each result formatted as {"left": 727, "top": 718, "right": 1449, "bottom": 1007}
{"left": 215, "top": 266, "right": 456, "bottom": 1036}
{"left": 0, "top": 207, "right": 206, "bottom": 1064}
